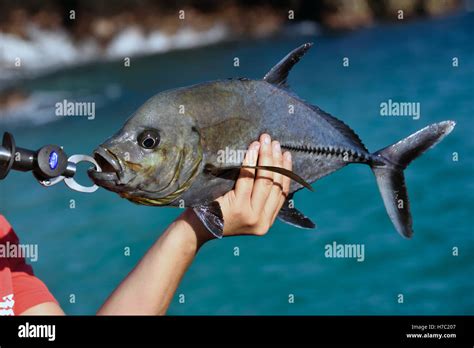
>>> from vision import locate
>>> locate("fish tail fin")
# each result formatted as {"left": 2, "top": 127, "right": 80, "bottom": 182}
{"left": 370, "top": 121, "right": 455, "bottom": 238}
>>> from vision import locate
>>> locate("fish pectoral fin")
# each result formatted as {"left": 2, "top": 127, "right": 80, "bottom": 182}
{"left": 204, "top": 163, "right": 314, "bottom": 192}
{"left": 242, "top": 165, "right": 314, "bottom": 192}
{"left": 278, "top": 206, "right": 316, "bottom": 229}
{"left": 192, "top": 201, "right": 225, "bottom": 239}
{"left": 203, "top": 164, "right": 240, "bottom": 181}
{"left": 263, "top": 42, "right": 313, "bottom": 88}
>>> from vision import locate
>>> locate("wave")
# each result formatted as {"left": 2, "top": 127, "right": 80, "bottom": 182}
{"left": 0, "top": 91, "right": 68, "bottom": 126}
{"left": 0, "top": 83, "right": 123, "bottom": 126}
{"left": 106, "top": 24, "right": 229, "bottom": 58}
{"left": 0, "top": 24, "right": 232, "bottom": 83}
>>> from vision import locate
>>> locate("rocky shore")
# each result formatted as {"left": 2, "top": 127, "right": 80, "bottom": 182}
{"left": 0, "top": 0, "right": 462, "bottom": 39}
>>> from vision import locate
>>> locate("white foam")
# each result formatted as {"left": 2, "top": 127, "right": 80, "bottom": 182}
{"left": 0, "top": 23, "right": 230, "bottom": 80}
{"left": 106, "top": 24, "right": 229, "bottom": 58}
{"left": 106, "top": 27, "right": 148, "bottom": 58}
{"left": 0, "top": 26, "right": 101, "bottom": 82}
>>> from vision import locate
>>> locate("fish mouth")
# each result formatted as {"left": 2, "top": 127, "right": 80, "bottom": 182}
{"left": 88, "top": 147, "right": 122, "bottom": 183}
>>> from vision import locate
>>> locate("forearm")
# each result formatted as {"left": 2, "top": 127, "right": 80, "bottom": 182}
{"left": 97, "top": 209, "right": 212, "bottom": 315}
{"left": 97, "top": 134, "right": 288, "bottom": 315}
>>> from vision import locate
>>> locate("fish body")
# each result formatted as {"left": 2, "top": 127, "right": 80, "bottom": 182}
{"left": 142, "top": 78, "right": 369, "bottom": 206}
{"left": 89, "top": 43, "right": 455, "bottom": 238}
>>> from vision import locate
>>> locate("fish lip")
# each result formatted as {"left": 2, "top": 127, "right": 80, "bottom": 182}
{"left": 88, "top": 170, "right": 118, "bottom": 183}
{"left": 94, "top": 146, "right": 122, "bottom": 172}
{"left": 88, "top": 146, "right": 122, "bottom": 182}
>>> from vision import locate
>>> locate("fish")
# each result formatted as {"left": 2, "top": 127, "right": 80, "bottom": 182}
{"left": 88, "top": 43, "right": 455, "bottom": 239}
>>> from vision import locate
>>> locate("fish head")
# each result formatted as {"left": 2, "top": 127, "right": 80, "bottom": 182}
{"left": 88, "top": 96, "right": 203, "bottom": 205}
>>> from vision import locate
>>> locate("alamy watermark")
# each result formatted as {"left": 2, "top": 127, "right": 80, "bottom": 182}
{"left": 216, "top": 146, "right": 257, "bottom": 165}
{"left": 324, "top": 241, "right": 365, "bottom": 262}
{"left": 0, "top": 242, "right": 38, "bottom": 262}
{"left": 380, "top": 99, "right": 420, "bottom": 120}
{"left": 55, "top": 99, "right": 95, "bottom": 120}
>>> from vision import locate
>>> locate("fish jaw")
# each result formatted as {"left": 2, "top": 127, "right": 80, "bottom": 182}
{"left": 88, "top": 146, "right": 126, "bottom": 192}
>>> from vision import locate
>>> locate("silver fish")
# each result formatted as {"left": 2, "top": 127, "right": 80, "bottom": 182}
{"left": 89, "top": 43, "right": 455, "bottom": 238}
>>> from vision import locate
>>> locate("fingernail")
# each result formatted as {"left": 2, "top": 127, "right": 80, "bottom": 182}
{"left": 248, "top": 143, "right": 259, "bottom": 163}
{"left": 273, "top": 141, "right": 281, "bottom": 154}
{"left": 284, "top": 151, "right": 291, "bottom": 161}
{"left": 262, "top": 134, "right": 271, "bottom": 145}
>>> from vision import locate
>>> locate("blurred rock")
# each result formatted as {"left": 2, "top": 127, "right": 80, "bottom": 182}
{"left": 319, "top": 0, "right": 374, "bottom": 30}
{"left": 0, "top": 88, "right": 29, "bottom": 113}
{"left": 423, "top": 0, "right": 460, "bottom": 16}
{"left": 375, "top": 0, "right": 421, "bottom": 19}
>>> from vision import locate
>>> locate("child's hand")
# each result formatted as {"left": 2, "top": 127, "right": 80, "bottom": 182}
{"left": 216, "top": 134, "right": 292, "bottom": 236}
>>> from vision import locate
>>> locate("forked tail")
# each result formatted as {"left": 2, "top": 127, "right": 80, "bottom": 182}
{"left": 371, "top": 121, "right": 455, "bottom": 238}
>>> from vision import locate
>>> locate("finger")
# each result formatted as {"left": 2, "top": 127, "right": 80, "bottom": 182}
{"left": 234, "top": 141, "right": 260, "bottom": 198}
{"left": 264, "top": 141, "right": 284, "bottom": 221}
{"left": 281, "top": 151, "right": 292, "bottom": 197}
{"left": 272, "top": 151, "right": 292, "bottom": 222}
{"left": 251, "top": 134, "right": 274, "bottom": 212}
{"left": 270, "top": 150, "right": 292, "bottom": 224}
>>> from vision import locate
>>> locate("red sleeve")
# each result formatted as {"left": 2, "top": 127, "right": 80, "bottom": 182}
{"left": 11, "top": 267, "right": 59, "bottom": 315}
{"left": 0, "top": 215, "right": 59, "bottom": 315}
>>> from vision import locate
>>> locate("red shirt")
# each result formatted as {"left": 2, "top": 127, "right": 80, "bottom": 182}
{"left": 0, "top": 214, "right": 58, "bottom": 315}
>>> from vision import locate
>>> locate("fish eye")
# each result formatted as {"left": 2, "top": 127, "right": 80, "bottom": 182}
{"left": 138, "top": 129, "right": 160, "bottom": 149}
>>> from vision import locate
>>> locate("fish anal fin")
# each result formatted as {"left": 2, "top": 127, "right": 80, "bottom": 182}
{"left": 277, "top": 194, "right": 316, "bottom": 229}
{"left": 278, "top": 206, "right": 316, "bottom": 229}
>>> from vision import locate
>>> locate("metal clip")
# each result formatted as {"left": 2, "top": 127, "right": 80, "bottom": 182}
{"left": 37, "top": 154, "right": 102, "bottom": 193}
{"left": 63, "top": 154, "right": 102, "bottom": 193}
{"left": 37, "top": 176, "right": 65, "bottom": 187}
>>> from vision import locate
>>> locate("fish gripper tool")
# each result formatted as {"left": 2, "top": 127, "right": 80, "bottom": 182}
{"left": 0, "top": 132, "right": 101, "bottom": 193}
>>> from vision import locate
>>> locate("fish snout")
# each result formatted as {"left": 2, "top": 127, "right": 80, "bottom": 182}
{"left": 88, "top": 146, "right": 123, "bottom": 183}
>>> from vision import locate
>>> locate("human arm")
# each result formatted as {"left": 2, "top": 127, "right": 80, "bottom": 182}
{"left": 97, "top": 134, "right": 291, "bottom": 315}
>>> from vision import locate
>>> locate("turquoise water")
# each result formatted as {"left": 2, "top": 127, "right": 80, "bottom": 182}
{"left": 1, "top": 13, "right": 473, "bottom": 315}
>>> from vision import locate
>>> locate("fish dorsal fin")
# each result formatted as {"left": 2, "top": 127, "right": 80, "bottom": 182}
{"left": 263, "top": 42, "right": 313, "bottom": 88}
